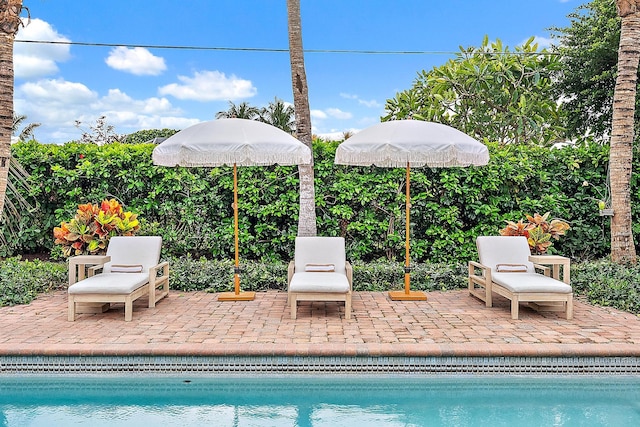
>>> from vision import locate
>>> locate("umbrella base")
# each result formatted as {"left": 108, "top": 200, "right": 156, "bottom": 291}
{"left": 218, "top": 291, "right": 256, "bottom": 301}
{"left": 388, "top": 290, "right": 428, "bottom": 301}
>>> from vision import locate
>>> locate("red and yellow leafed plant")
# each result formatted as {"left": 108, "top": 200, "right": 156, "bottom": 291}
{"left": 499, "top": 212, "right": 570, "bottom": 255}
{"left": 53, "top": 199, "right": 141, "bottom": 257}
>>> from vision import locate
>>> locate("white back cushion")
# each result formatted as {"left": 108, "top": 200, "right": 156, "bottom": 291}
{"left": 103, "top": 236, "right": 162, "bottom": 273}
{"left": 476, "top": 236, "right": 534, "bottom": 273}
{"left": 294, "top": 237, "right": 346, "bottom": 275}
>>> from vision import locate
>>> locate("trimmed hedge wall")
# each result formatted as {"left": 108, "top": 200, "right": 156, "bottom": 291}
{"left": 5, "top": 139, "right": 637, "bottom": 263}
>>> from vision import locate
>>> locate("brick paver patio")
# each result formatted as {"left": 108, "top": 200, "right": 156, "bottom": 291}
{"left": 1, "top": 290, "right": 639, "bottom": 357}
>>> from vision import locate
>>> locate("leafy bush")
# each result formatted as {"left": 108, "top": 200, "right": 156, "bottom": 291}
{"left": 571, "top": 259, "right": 640, "bottom": 315}
{"left": 0, "top": 258, "right": 67, "bottom": 306}
{"left": 5, "top": 139, "right": 635, "bottom": 263}
{"left": 53, "top": 199, "right": 141, "bottom": 256}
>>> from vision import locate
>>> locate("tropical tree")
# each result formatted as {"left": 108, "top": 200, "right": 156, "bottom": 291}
{"left": 551, "top": 0, "right": 624, "bottom": 142}
{"left": 12, "top": 112, "right": 40, "bottom": 141}
{"left": 384, "top": 36, "right": 565, "bottom": 146}
{"left": 287, "top": 0, "right": 316, "bottom": 236}
{"left": 0, "top": 0, "right": 24, "bottom": 217}
{"left": 215, "top": 101, "right": 260, "bottom": 120}
{"left": 609, "top": 0, "right": 639, "bottom": 263}
{"left": 259, "top": 97, "right": 296, "bottom": 134}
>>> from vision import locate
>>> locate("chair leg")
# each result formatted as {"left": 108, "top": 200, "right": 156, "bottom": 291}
{"left": 68, "top": 297, "right": 76, "bottom": 321}
{"left": 511, "top": 297, "right": 520, "bottom": 320}
{"left": 290, "top": 294, "right": 297, "bottom": 320}
{"left": 566, "top": 295, "right": 574, "bottom": 320}
{"left": 345, "top": 295, "right": 351, "bottom": 320}
{"left": 124, "top": 297, "right": 133, "bottom": 321}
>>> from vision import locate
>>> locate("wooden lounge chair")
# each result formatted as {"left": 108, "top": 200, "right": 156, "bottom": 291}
{"left": 67, "top": 236, "right": 169, "bottom": 321}
{"left": 468, "top": 236, "right": 573, "bottom": 320}
{"left": 287, "top": 236, "right": 352, "bottom": 320}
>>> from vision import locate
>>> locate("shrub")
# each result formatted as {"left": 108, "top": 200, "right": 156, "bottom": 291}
{"left": 53, "top": 199, "right": 141, "bottom": 257}
{"left": 0, "top": 258, "right": 67, "bottom": 306}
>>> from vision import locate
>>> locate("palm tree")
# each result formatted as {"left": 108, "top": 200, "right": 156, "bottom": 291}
{"left": 0, "top": 0, "right": 24, "bottom": 217}
{"left": 609, "top": 0, "right": 640, "bottom": 263}
{"left": 287, "top": 0, "right": 317, "bottom": 236}
{"left": 259, "top": 97, "right": 296, "bottom": 134}
{"left": 215, "top": 101, "right": 260, "bottom": 120}
{"left": 12, "top": 113, "right": 40, "bottom": 141}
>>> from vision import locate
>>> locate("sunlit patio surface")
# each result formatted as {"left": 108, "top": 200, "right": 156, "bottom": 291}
{"left": 0, "top": 290, "right": 639, "bottom": 358}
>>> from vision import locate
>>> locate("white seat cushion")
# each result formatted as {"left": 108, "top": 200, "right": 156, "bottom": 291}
{"left": 491, "top": 272, "right": 572, "bottom": 294}
{"left": 289, "top": 272, "right": 350, "bottom": 293}
{"left": 68, "top": 273, "right": 149, "bottom": 295}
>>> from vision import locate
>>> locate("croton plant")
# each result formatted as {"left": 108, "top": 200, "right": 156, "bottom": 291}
{"left": 499, "top": 212, "right": 570, "bottom": 255}
{"left": 53, "top": 199, "right": 141, "bottom": 257}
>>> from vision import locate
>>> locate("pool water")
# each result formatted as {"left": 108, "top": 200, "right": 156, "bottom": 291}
{"left": 1, "top": 376, "right": 639, "bottom": 426}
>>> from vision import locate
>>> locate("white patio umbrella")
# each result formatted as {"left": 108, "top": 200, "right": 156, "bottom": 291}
{"left": 153, "top": 118, "right": 312, "bottom": 301}
{"left": 335, "top": 120, "right": 489, "bottom": 301}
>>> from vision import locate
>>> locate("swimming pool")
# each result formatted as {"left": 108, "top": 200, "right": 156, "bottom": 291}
{"left": 1, "top": 375, "right": 639, "bottom": 426}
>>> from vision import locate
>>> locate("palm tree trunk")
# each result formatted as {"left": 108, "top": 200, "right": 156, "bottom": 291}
{"left": 610, "top": 0, "right": 640, "bottom": 263}
{"left": 0, "top": 0, "right": 22, "bottom": 218}
{"left": 287, "top": 0, "right": 317, "bottom": 236}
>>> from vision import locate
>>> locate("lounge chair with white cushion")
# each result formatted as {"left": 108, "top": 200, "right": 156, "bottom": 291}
{"left": 67, "top": 236, "right": 169, "bottom": 321}
{"left": 468, "top": 236, "right": 573, "bottom": 319}
{"left": 287, "top": 237, "right": 352, "bottom": 320}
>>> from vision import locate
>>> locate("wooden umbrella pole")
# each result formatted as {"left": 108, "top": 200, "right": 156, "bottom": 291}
{"left": 388, "top": 162, "right": 426, "bottom": 301}
{"left": 233, "top": 163, "right": 240, "bottom": 295}
{"left": 404, "top": 162, "right": 411, "bottom": 294}
{"left": 217, "top": 163, "right": 256, "bottom": 302}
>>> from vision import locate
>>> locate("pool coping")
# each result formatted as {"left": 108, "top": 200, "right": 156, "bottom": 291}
{"left": 1, "top": 342, "right": 640, "bottom": 358}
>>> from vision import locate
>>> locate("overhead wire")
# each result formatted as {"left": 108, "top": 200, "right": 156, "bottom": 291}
{"left": 15, "top": 39, "right": 560, "bottom": 56}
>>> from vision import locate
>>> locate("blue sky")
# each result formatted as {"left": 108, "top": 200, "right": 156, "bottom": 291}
{"left": 14, "top": 0, "right": 579, "bottom": 144}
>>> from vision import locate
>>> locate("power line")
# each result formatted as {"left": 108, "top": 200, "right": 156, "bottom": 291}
{"left": 15, "top": 39, "right": 559, "bottom": 55}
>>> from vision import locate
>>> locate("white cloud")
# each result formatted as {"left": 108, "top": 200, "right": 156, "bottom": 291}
{"left": 105, "top": 46, "right": 167, "bottom": 76}
{"left": 158, "top": 70, "right": 257, "bottom": 101}
{"left": 311, "top": 109, "right": 328, "bottom": 120}
{"left": 340, "top": 92, "right": 381, "bottom": 108}
{"left": 14, "top": 18, "right": 71, "bottom": 78}
{"left": 326, "top": 108, "right": 353, "bottom": 120}
{"left": 358, "top": 99, "right": 382, "bottom": 108}
{"left": 339, "top": 93, "right": 358, "bottom": 100}
{"left": 15, "top": 78, "right": 201, "bottom": 143}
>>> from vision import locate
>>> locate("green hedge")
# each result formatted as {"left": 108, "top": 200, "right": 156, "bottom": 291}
{"left": 5, "top": 139, "right": 633, "bottom": 263}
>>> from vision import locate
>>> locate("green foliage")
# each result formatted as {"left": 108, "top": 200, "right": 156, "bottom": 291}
{"left": 0, "top": 258, "right": 67, "bottom": 306}
{"left": 53, "top": 199, "right": 141, "bottom": 257}
{"left": 123, "top": 128, "right": 179, "bottom": 144}
{"left": 550, "top": 0, "right": 637, "bottom": 143}
{"left": 5, "top": 139, "right": 629, "bottom": 263}
{"left": 168, "top": 255, "right": 288, "bottom": 293}
{"left": 572, "top": 259, "right": 640, "bottom": 315}
{"left": 383, "top": 36, "right": 565, "bottom": 146}
{"left": 352, "top": 262, "right": 467, "bottom": 292}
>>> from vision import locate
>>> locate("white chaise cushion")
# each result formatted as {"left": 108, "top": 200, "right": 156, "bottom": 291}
{"left": 289, "top": 272, "right": 350, "bottom": 293}
{"left": 491, "top": 272, "right": 572, "bottom": 294}
{"left": 294, "top": 237, "right": 346, "bottom": 275}
{"left": 477, "top": 236, "right": 535, "bottom": 273}
{"left": 68, "top": 273, "right": 149, "bottom": 295}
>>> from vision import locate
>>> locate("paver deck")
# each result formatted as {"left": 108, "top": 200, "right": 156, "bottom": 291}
{"left": 0, "top": 290, "right": 639, "bottom": 357}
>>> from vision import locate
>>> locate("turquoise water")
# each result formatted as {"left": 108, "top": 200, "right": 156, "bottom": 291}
{"left": 1, "top": 376, "right": 639, "bottom": 426}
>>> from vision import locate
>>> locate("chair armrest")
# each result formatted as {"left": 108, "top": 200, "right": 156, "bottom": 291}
{"left": 533, "top": 263, "right": 551, "bottom": 277}
{"left": 287, "top": 261, "right": 295, "bottom": 285}
{"left": 468, "top": 261, "right": 489, "bottom": 276}
{"left": 345, "top": 261, "right": 353, "bottom": 290}
{"left": 150, "top": 261, "right": 170, "bottom": 278}
{"left": 87, "top": 265, "right": 104, "bottom": 277}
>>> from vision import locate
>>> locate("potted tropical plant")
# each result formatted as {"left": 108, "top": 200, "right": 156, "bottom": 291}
{"left": 53, "top": 199, "right": 141, "bottom": 257}
{"left": 499, "top": 212, "right": 570, "bottom": 255}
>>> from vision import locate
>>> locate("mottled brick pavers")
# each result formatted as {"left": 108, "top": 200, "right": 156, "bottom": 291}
{"left": 0, "top": 290, "right": 639, "bottom": 357}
